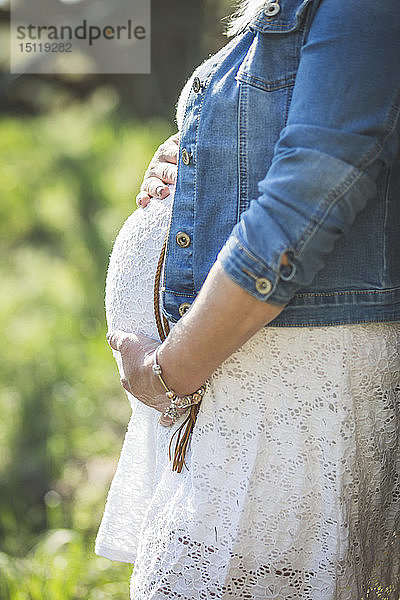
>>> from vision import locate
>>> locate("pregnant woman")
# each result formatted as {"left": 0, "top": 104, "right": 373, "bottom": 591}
{"left": 95, "top": 0, "right": 400, "bottom": 598}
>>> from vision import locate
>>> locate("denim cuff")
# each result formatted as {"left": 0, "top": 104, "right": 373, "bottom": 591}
{"left": 217, "top": 233, "right": 300, "bottom": 306}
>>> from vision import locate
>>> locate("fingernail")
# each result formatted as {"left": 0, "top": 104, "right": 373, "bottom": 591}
{"left": 136, "top": 194, "right": 145, "bottom": 208}
{"left": 140, "top": 197, "right": 150, "bottom": 208}
{"left": 156, "top": 185, "right": 166, "bottom": 197}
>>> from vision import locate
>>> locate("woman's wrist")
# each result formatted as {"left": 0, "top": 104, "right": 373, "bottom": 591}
{"left": 152, "top": 345, "right": 207, "bottom": 420}
{"left": 142, "top": 347, "right": 166, "bottom": 396}
{"left": 149, "top": 343, "right": 209, "bottom": 397}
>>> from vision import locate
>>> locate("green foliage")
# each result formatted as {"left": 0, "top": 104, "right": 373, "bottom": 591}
{"left": 0, "top": 90, "right": 174, "bottom": 593}
{"left": 0, "top": 529, "right": 132, "bottom": 599}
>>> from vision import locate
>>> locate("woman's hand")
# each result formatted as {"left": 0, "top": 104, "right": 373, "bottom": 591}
{"left": 107, "top": 264, "right": 284, "bottom": 427}
{"left": 106, "top": 330, "right": 186, "bottom": 427}
{"left": 136, "top": 132, "right": 179, "bottom": 208}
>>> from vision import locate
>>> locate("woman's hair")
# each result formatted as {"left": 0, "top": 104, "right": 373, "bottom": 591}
{"left": 224, "top": 0, "right": 266, "bottom": 37}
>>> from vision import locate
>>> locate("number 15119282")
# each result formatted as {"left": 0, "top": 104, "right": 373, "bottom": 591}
{"left": 18, "top": 42, "right": 72, "bottom": 53}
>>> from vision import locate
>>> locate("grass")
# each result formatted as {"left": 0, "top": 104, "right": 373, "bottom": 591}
{"left": 0, "top": 529, "right": 132, "bottom": 600}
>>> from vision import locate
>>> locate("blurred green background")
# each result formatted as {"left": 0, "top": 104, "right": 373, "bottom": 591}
{"left": 0, "top": 1, "right": 230, "bottom": 597}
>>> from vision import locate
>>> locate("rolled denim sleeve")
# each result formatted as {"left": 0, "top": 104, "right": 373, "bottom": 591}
{"left": 218, "top": 0, "right": 400, "bottom": 305}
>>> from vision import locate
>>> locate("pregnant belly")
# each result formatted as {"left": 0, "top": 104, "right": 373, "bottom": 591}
{"left": 105, "top": 192, "right": 173, "bottom": 342}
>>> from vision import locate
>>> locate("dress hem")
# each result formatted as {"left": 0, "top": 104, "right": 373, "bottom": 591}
{"left": 94, "top": 543, "right": 135, "bottom": 564}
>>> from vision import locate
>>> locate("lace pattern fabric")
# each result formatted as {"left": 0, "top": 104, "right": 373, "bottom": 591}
{"left": 95, "top": 191, "right": 400, "bottom": 599}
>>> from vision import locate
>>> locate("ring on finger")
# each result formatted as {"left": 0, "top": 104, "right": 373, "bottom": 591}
{"left": 155, "top": 185, "right": 165, "bottom": 197}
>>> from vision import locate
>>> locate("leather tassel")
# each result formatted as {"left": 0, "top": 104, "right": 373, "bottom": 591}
{"left": 168, "top": 404, "right": 200, "bottom": 472}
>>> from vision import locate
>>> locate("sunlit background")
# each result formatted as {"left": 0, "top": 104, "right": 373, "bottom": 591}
{"left": 0, "top": 1, "right": 231, "bottom": 597}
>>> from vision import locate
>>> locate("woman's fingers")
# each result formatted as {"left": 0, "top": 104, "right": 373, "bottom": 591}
{"left": 106, "top": 330, "right": 134, "bottom": 352}
{"left": 141, "top": 162, "right": 178, "bottom": 194}
{"left": 107, "top": 330, "right": 190, "bottom": 428}
{"left": 135, "top": 191, "right": 151, "bottom": 208}
{"left": 158, "top": 132, "right": 179, "bottom": 163}
{"left": 136, "top": 132, "right": 179, "bottom": 207}
{"left": 120, "top": 377, "right": 133, "bottom": 394}
{"left": 158, "top": 409, "right": 188, "bottom": 428}
{"left": 151, "top": 162, "right": 178, "bottom": 185}
{"left": 141, "top": 174, "right": 174, "bottom": 198}
{"left": 158, "top": 415, "right": 174, "bottom": 427}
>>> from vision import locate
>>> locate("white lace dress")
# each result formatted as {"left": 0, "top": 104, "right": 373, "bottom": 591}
{"left": 94, "top": 185, "right": 400, "bottom": 600}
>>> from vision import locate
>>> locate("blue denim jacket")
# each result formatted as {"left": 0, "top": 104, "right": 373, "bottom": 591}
{"left": 162, "top": 0, "right": 400, "bottom": 326}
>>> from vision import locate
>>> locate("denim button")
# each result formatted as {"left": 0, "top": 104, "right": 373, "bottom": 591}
{"left": 178, "top": 302, "right": 191, "bottom": 316}
{"left": 181, "top": 148, "right": 191, "bottom": 165}
{"left": 255, "top": 277, "right": 272, "bottom": 295}
{"left": 192, "top": 77, "right": 202, "bottom": 93}
{"left": 176, "top": 231, "right": 191, "bottom": 248}
{"left": 264, "top": 1, "right": 280, "bottom": 17}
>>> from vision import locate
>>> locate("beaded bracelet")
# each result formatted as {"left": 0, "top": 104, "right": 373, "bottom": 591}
{"left": 152, "top": 346, "right": 207, "bottom": 423}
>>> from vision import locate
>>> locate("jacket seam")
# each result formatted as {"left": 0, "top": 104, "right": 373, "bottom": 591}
{"left": 236, "top": 71, "right": 296, "bottom": 91}
{"left": 238, "top": 81, "right": 249, "bottom": 218}
{"left": 252, "top": 20, "right": 298, "bottom": 31}
{"left": 382, "top": 166, "right": 392, "bottom": 288}
{"left": 294, "top": 164, "right": 367, "bottom": 257}
{"left": 233, "top": 234, "right": 285, "bottom": 276}
{"left": 294, "top": 287, "right": 400, "bottom": 298}
{"left": 266, "top": 318, "right": 400, "bottom": 328}
{"left": 164, "top": 288, "right": 196, "bottom": 298}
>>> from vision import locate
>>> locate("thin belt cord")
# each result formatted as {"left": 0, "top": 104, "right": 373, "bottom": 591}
{"left": 154, "top": 232, "right": 171, "bottom": 341}
{"left": 153, "top": 232, "right": 201, "bottom": 473}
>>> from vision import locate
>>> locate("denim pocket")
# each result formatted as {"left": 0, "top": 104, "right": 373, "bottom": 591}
{"left": 236, "top": 0, "right": 314, "bottom": 91}
{"left": 236, "top": 32, "right": 300, "bottom": 92}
